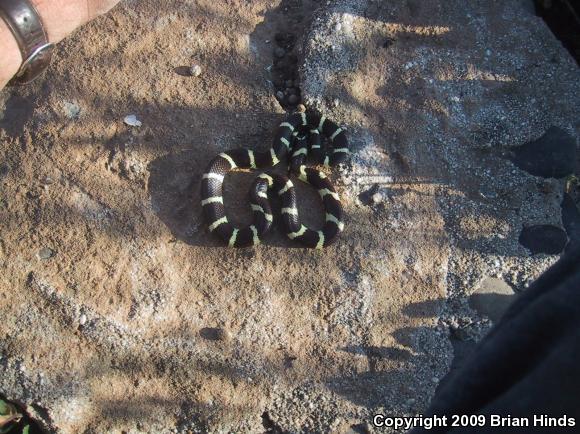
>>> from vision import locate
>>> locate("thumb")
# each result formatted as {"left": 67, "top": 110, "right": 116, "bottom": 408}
{"left": 32, "top": 0, "right": 121, "bottom": 43}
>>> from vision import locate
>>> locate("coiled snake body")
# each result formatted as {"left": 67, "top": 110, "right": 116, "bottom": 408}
{"left": 201, "top": 111, "right": 348, "bottom": 248}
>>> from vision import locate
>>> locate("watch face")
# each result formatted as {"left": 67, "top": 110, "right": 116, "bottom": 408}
{"left": 13, "top": 43, "right": 54, "bottom": 85}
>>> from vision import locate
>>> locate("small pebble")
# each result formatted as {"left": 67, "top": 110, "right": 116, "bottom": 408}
{"left": 371, "top": 192, "right": 383, "bottom": 204}
{"left": 38, "top": 247, "right": 54, "bottom": 260}
{"left": 63, "top": 101, "right": 81, "bottom": 119}
{"left": 296, "top": 104, "right": 306, "bottom": 113}
{"left": 274, "top": 47, "right": 286, "bottom": 58}
{"left": 333, "top": 98, "right": 339, "bottom": 107}
{"left": 79, "top": 314, "right": 87, "bottom": 326}
{"left": 124, "top": 115, "right": 142, "bottom": 127}
{"left": 40, "top": 175, "right": 55, "bottom": 185}
{"left": 190, "top": 64, "right": 202, "bottom": 77}
{"left": 276, "top": 90, "right": 285, "bottom": 100}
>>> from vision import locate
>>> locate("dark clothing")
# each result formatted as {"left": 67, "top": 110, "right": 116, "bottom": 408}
{"left": 412, "top": 245, "right": 580, "bottom": 433}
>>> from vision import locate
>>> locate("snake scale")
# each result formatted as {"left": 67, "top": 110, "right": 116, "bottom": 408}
{"left": 201, "top": 111, "right": 348, "bottom": 248}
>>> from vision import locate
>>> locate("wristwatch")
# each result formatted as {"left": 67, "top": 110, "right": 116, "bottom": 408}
{"left": 0, "top": 0, "right": 54, "bottom": 85}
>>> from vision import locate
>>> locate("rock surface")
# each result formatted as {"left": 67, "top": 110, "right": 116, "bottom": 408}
{"left": 0, "top": 0, "right": 578, "bottom": 433}
{"left": 468, "top": 277, "right": 516, "bottom": 323}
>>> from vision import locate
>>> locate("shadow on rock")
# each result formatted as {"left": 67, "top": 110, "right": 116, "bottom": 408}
{"left": 147, "top": 150, "right": 216, "bottom": 247}
{"left": 327, "top": 326, "right": 449, "bottom": 409}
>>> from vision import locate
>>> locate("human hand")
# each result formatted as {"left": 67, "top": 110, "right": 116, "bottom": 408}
{"left": 0, "top": 0, "right": 121, "bottom": 89}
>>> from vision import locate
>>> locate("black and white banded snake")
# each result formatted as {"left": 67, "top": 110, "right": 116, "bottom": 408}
{"left": 201, "top": 111, "right": 349, "bottom": 248}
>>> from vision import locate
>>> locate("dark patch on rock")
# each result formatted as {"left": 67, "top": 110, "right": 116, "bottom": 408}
{"left": 350, "top": 422, "right": 371, "bottom": 434}
{"left": 288, "top": 94, "right": 300, "bottom": 105}
{"left": 343, "top": 344, "right": 412, "bottom": 361}
{"left": 0, "top": 163, "right": 9, "bottom": 180}
{"left": 0, "top": 93, "right": 34, "bottom": 137}
{"left": 262, "top": 411, "right": 287, "bottom": 433}
{"left": 519, "top": 224, "right": 568, "bottom": 255}
{"left": 510, "top": 127, "right": 577, "bottom": 178}
{"left": 199, "top": 327, "right": 230, "bottom": 342}
{"left": 173, "top": 66, "right": 193, "bottom": 77}
{"left": 449, "top": 325, "right": 472, "bottom": 342}
{"left": 274, "top": 32, "right": 296, "bottom": 50}
{"left": 382, "top": 37, "right": 395, "bottom": 49}
{"left": 283, "top": 355, "right": 297, "bottom": 369}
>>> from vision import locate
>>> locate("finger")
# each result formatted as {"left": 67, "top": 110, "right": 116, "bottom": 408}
{"left": 32, "top": 0, "right": 120, "bottom": 43}
{"left": 86, "top": 0, "right": 121, "bottom": 22}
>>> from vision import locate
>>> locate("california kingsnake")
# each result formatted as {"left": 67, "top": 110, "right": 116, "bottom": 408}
{"left": 201, "top": 111, "right": 348, "bottom": 248}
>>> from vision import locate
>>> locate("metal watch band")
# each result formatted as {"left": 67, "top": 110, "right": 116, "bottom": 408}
{"left": 0, "top": 0, "right": 54, "bottom": 85}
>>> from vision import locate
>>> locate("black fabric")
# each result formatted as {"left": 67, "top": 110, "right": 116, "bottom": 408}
{"left": 412, "top": 245, "right": 580, "bottom": 433}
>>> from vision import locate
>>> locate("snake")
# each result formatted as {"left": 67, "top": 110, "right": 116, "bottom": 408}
{"left": 201, "top": 111, "right": 349, "bottom": 248}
